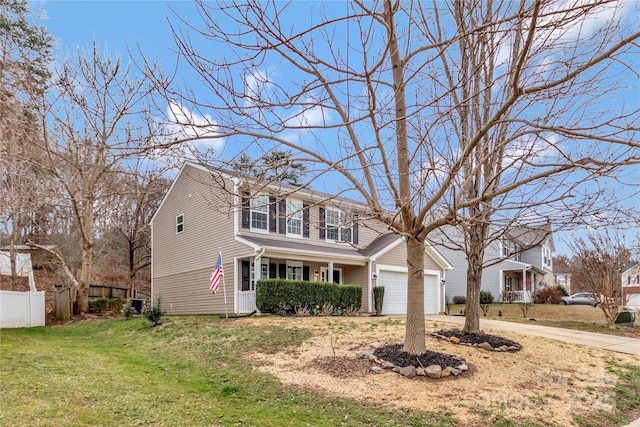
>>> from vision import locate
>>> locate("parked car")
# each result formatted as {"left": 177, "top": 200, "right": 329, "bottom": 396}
{"left": 560, "top": 292, "right": 599, "bottom": 307}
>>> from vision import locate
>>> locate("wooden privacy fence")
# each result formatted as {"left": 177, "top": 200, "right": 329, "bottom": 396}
{"left": 89, "top": 285, "right": 128, "bottom": 299}
{"left": 53, "top": 286, "right": 71, "bottom": 321}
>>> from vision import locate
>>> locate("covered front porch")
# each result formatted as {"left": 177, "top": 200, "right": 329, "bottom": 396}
{"left": 500, "top": 262, "right": 546, "bottom": 303}
{"left": 234, "top": 236, "right": 370, "bottom": 313}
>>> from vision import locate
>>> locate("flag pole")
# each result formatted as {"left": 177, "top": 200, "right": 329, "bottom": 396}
{"left": 220, "top": 248, "right": 228, "bottom": 319}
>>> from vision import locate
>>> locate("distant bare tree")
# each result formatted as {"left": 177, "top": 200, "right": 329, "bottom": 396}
{"left": 0, "top": 0, "right": 53, "bottom": 288}
{"left": 166, "top": 0, "right": 640, "bottom": 353}
{"left": 569, "top": 231, "right": 630, "bottom": 328}
{"left": 94, "top": 165, "right": 170, "bottom": 296}
{"left": 25, "top": 43, "right": 169, "bottom": 314}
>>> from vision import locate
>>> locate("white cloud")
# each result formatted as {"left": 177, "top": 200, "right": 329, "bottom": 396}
{"left": 244, "top": 69, "right": 274, "bottom": 108}
{"left": 165, "top": 100, "right": 223, "bottom": 153}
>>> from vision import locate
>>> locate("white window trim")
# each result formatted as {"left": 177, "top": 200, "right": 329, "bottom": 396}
{"left": 325, "top": 208, "right": 353, "bottom": 244}
{"left": 286, "top": 199, "right": 303, "bottom": 239}
{"left": 176, "top": 214, "right": 184, "bottom": 234}
{"left": 286, "top": 260, "right": 303, "bottom": 280}
{"left": 250, "top": 195, "right": 269, "bottom": 234}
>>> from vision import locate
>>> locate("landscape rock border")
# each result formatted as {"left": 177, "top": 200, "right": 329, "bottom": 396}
{"left": 431, "top": 328, "right": 522, "bottom": 352}
{"left": 356, "top": 342, "right": 471, "bottom": 380}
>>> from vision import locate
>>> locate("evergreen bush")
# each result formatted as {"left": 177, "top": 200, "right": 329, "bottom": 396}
{"left": 256, "top": 279, "right": 361, "bottom": 314}
{"left": 373, "top": 286, "right": 385, "bottom": 316}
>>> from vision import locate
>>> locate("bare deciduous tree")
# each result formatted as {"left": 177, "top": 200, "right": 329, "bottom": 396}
{"left": 569, "top": 231, "right": 630, "bottom": 328}
{"left": 166, "top": 0, "right": 640, "bottom": 353}
{"left": 26, "top": 43, "right": 169, "bottom": 313}
{"left": 0, "top": 0, "right": 53, "bottom": 288}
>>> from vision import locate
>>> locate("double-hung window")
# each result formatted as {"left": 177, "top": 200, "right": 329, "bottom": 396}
{"left": 176, "top": 214, "right": 184, "bottom": 234}
{"left": 250, "top": 195, "right": 269, "bottom": 232}
{"left": 286, "top": 261, "right": 303, "bottom": 280}
{"left": 286, "top": 199, "right": 303, "bottom": 237}
{"left": 326, "top": 209, "right": 352, "bottom": 242}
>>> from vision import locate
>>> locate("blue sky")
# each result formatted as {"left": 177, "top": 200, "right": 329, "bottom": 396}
{"left": 29, "top": 1, "right": 640, "bottom": 257}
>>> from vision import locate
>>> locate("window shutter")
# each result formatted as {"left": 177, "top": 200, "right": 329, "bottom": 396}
{"left": 303, "top": 266, "right": 310, "bottom": 281}
{"left": 269, "top": 197, "right": 277, "bottom": 232}
{"left": 352, "top": 214, "right": 359, "bottom": 244}
{"left": 241, "top": 191, "right": 250, "bottom": 228}
{"left": 319, "top": 207, "right": 325, "bottom": 239}
{"left": 269, "top": 263, "right": 277, "bottom": 279}
{"left": 279, "top": 199, "right": 287, "bottom": 234}
{"left": 303, "top": 203, "right": 310, "bottom": 237}
{"left": 279, "top": 264, "right": 286, "bottom": 279}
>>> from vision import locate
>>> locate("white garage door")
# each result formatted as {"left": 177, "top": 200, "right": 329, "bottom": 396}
{"left": 379, "top": 270, "right": 438, "bottom": 315}
{"left": 626, "top": 293, "right": 640, "bottom": 307}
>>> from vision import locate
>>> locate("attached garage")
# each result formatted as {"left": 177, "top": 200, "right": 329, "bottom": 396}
{"left": 378, "top": 268, "right": 439, "bottom": 315}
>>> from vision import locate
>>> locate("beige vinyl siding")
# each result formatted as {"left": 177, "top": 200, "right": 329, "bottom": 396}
{"left": 342, "top": 265, "right": 370, "bottom": 311}
{"left": 374, "top": 243, "right": 440, "bottom": 272}
{"left": 154, "top": 268, "right": 231, "bottom": 315}
{"left": 153, "top": 165, "right": 238, "bottom": 278}
{"left": 152, "top": 164, "right": 256, "bottom": 311}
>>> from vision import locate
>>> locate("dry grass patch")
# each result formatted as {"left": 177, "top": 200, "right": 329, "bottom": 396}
{"left": 242, "top": 316, "right": 639, "bottom": 426}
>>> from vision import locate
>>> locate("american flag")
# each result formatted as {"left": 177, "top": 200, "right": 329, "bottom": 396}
{"left": 209, "top": 254, "right": 223, "bottom": 294}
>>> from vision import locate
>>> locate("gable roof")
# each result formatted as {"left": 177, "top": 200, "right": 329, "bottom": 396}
{"left": 507, "top": 224, "right": 554, "bottom": 251}
{"left": 623, "top": 261, "right": 640, "bottom": 273}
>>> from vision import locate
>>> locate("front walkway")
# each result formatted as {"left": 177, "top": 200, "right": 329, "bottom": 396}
{"left": 425, "top": 315, "right": 640, "bottom": 356}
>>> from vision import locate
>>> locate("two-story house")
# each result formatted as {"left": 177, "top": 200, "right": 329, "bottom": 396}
{"left": 151, "top": 161, "right": 452, "bottom": 316}
{"left": 622, "top": 261, "right": 640, "bottom": 307}
{"left": 432, "top": 225, "right": 554, "bottom": 303}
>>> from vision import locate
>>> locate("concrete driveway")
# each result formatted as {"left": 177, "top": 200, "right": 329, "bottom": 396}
{"left": 425, "top": 314, "right": 640, "bottom": 356}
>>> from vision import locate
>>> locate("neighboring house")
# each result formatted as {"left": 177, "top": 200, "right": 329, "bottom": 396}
{"left": 151, "top": 161, "right": 452, "bottom": 316}
{"left": 434, "top": 225, "right": 554, "bottom": 303}
{"left": 553, "top": 270, "right": 572, "bottom": 294}
{"left": 622, "top": 261, "right": 640, "bottom": 307}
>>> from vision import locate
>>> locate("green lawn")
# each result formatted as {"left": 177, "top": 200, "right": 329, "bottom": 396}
{"left": 1, "top": 315, "right": 638, "bottom": 427}
{"left": 1, "top": 317, "right": 457, "bottom": 427}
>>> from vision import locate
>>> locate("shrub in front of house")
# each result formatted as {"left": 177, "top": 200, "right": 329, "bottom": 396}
{"left": 452, "top": 295, "right": 466, "bottom": 304}
{"left": 256, "top": 279, "right": 362, "bottom": 315}
{"left": 479, "top": 291, "right": 494, "bottom": 304}
{"left": 88, "top": 297, "right": 127, "bottom": 314}
{"left": 533, "top": 287, "right": 565, "bottom": 304}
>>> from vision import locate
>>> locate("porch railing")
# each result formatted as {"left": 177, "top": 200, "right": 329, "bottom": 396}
{"left": 502, "top": 290, "right": 533, "bottom": 303}
{"left": 238, "top": 291, "right": 256, "bottom": 313}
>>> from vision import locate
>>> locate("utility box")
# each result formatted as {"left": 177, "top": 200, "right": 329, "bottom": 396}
{"left": 614, "top": 311, "right": 638, "bottom": 327}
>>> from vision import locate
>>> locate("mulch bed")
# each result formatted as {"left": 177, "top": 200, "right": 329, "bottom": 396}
{"left": 434, "top": 328, "right": 522, "bottom": 349}
{"left": 310, "top": 356, "right": 373, "bottom": 378}
{"left": 374, "top": 344, "right": 466, "bottom": 369}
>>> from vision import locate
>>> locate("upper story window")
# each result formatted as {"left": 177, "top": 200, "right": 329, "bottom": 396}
{"left": 543, "top": 245, "right": 552, "bottom": 268}
{"left": 176, "top": 214, "right": 184, "bottom": 234}
{"left": 501, "top": 237, "right": 511, "bottom": 257}
{"left": 325, "top": 208, "right": 352, "bottom": 243}
{"left": 513, "top": 244, "right": 522, "bottom": 262}
{"left": 250, "top": 195, "right": 269, "bottom": 232}
{"left": 286, "top": 199, "right": 303, "bottom": 237}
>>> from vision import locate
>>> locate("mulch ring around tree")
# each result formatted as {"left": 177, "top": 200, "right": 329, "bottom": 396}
{"left": 374, "top": 344, "right": 468, "bottom": 370}
{"left": 432, "top": 328, "right": 522, "bottom": 352}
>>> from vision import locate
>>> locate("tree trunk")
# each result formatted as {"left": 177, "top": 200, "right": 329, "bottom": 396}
{"left": 403, "top": 236, "right": 426, "bottom": 355}
{"left": 463, "top": 222, "right": 489, "bottom": 334}
{"left": 77, "top": 240, "right": 92, "bottom": 314}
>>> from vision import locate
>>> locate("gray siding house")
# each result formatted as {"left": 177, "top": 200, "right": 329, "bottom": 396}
{"left": 151, "top": 161, "right": 452, "bottom": 316}
{"left": 433, "top": 225, "right": 555, "bottom": 303}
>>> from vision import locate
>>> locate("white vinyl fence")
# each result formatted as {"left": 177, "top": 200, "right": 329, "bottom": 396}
{"left": 0, "top": 290, "right": 45, "bottom": 328}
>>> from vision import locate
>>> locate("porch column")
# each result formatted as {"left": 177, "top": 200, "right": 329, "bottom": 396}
{"left": 255, "top": 256, "right": 262, "bottom": 281}
{"left": 328, "top": 261, "right": 334, "bottom": 283}
{"left": 523, "top": 267, "right": 528, "bottom": 302}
